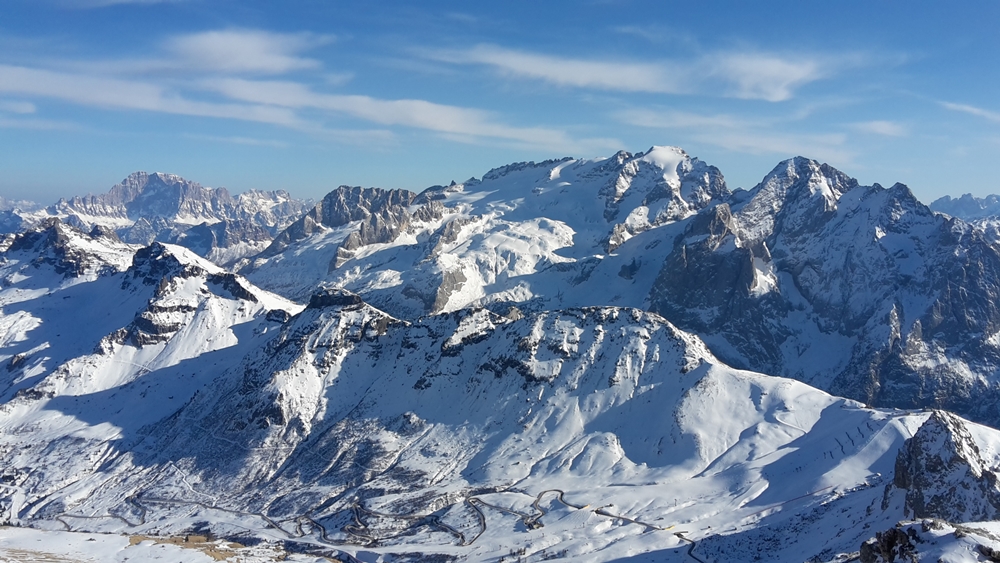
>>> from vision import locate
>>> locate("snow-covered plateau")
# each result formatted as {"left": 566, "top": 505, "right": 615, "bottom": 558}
{"left": 4, "top": 147, "right": 1000, "bottom": 562}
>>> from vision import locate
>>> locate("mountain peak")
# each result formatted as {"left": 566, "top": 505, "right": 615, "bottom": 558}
{"left": 125, "top": 241, "right": 223, "bottom": 288}
{"left": 892, "top": 410, "right": 1000, "bottom": 521}
{"left": 121, "top": 170, "right": 188, "bottom": 184}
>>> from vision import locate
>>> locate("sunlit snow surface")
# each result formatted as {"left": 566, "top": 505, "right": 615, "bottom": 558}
{"left": 244, "top": 147, "right": 717, "bottom": 317}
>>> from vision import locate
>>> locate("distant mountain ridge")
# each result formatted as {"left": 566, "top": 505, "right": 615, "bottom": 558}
{"left": 931, "top": 193, "right": 1000, "bottom": 246}
{"left": 930, "top": 193, "right": 1000, "bottom": 220}
{"left": 2, "top": 171, "right": 313, "bottom": 266}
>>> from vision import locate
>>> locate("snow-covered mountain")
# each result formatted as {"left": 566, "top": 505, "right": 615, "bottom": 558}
{"left": 0, "top": 225, "right": 940, "bottom": 561}
{"left": 0, "top": 196, "right": 41, "bottom": 234}
{"left": 4, "top": 172, "right": 312, "bottom": 266}
{"left": 243, "top": 148, "right": 1000, "bottom": 429}
{"left": 931, "top": 193, "right": 1000, "bottom": 247}
{"left": 7, "top": 148, "right": 1000, "bottom": 561}
{"left": 653, "top": 158, "right": 1000, "bottom": 427}
{"left": 0, "top": 218, "right": 991, "bottom": 563}
{"left": 859, "top": 519, "right": 1000, "bottom": 563}
{"left": 930, "top": 193, "right": 1000, "bottom": 220}
{"left": 244, "top": 147, "right": 727, "bottom": 313}
{"left": 0, "top": 220, "right": 300, "bottom": 406}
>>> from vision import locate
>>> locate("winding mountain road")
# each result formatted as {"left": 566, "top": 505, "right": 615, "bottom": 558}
{"left": 52, "top": 483, "right": 706, "bottom": 556}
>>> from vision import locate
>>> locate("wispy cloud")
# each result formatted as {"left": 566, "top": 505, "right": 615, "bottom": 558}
{"left": 71, "top": 30, "right": 332, "bottom": 76}
{"left": 941, "top": 101, "right": 1000, "bottom": 124}
{"left": 164, "top": 30, "right": 330, "bottom": 74}
{"left": 202, "top": 78, "right": 620, "bottom": 152}
{"left": 445, "top": 12, "right": 479, "bottom": 24}
{"left": 424, "top": 44, "right": 838, "bottom": 102}
{"left": 426, "top": 44, "right": 687, "bottom": 94}
{"left": 849, "top": 120, "right": 908, "bottom": 137}
{"left": 0, "top": 61, "right": 613, "bottom": 154}
{"left": 706, "top": 53, "right": 823, "bottom": 102}
{"left": 1, "top": 28, "right": 620, "bottom": 154}
{"left": 0, "top": 64, "right": 304, "bottom": 126}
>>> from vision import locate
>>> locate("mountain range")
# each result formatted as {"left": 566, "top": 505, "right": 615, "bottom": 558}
{"left": 4, "top": 148, "right": 1000, "bottom": 562}
{"left": 2, "top": 172, "right": 313, "bottom": 266}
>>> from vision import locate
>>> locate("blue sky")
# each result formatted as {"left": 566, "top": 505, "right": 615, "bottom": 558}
{"left": 1, "top": 0, "right": 999, "bottom": 203}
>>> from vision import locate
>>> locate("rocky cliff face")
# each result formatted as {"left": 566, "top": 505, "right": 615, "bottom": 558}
{"left": 648, "top": 158, "right": 1000, "bottom": 425}
{"left": 257, "top": 185, "right": 434, "bottom": 271}
{"left": 890, "top": 411, "right": 1000, "bottom": 522}
{"left": 1, "top": 218, "right": 136, "bottom": 280}
{"left": 860, "top": 520, "right": 1000, "bottom": 563}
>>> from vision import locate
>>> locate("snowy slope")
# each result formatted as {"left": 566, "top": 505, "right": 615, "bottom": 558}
{"left": 0, "top": 222, "right": 303, "bottom": 540}
{"left": 0, "top": 281, "right": 968, "bottom": 562}
{"left": 243, "top": 147, "right": 727, "bottom": 316}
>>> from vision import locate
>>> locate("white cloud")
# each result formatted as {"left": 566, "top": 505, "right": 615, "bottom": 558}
{"left": 612, "top": 25, "right": 699, "bottom": 47}
{"left": 850, "top": 120, "right": 908, "bottom": 137}
{"left": 706, "top": 53, "right": 823, "bottom": 102}
{"left": 0, "top": 63, "right": 613, "bottom": 154}
{"left": 445, "top": 12, "right": 479, "bottom": 24}
{"left": 425, "top": 44, "right": 833, "bottom": 102}
{"left": 324, "top": 72, "right": 355, "bottom": 86}
{"left": 72, "top": 30, "right": 332, "bottom": 76}
{"left": 202, "top": 78, "right": 621, "bottom": 153}
{"left": 0, "top": 29, "right": 620, "bottom": 154}
{"left": 616, "top": 109, "right": 748, "bottom": 130}
{"left": 164, "top": 30, "right": 331, "bottom": 75}
{"left": 941, "top": 101, "right": 1000, "bottom": 124}
{"left": 427, "top": 45, "right": 687, "bottom": 94}
{"left": 0, "top": 64, "right": 304, "bottom": 126}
